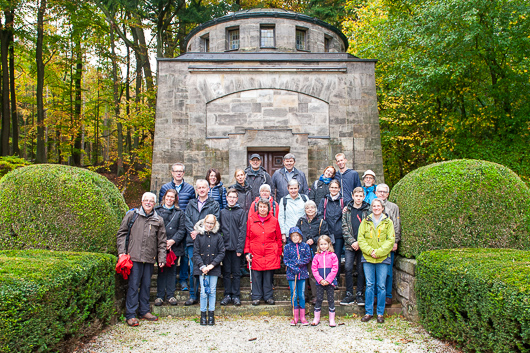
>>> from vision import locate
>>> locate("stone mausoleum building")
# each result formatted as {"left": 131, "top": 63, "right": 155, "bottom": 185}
{"left": 151, "top": 8, "right": 384, "bottom": 189}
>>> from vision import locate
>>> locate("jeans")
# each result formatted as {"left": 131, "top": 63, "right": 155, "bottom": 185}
{"left": 179, "top": 246, "right": 190, "bottom": 284}
{"left": 363, "top": 262, "right": 388, "bottom": 316}
{"left": 223, "top": 250, "right": 241, "bottom": 298}
{"left": 345, "top": 249, "right": 364, "bottom": 294}
{"left": 199, "top": 275, "right": 218, "bottom": 312}
{"left": 157, "top": 259, "right": 177, "bottom": 300}
{"left": 375, "top": 251, "right": 394, "bottom": 299}
{"left": 288, "top": 279, "right": 306, "bottom": 309}
{"left": 185, "top": 246, "right": 198, "bottom": 300}
{"left": 126, "top": 262, "right": 154, "bottom": 320}
{"left": 334, "top": 238, "right": 344, "bottom": 278}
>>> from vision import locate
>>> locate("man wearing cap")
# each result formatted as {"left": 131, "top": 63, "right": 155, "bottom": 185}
{"left": 375, "top": 183, "right": 401, "bottom": 306}
{"left": 334, "top": 153, "right": 361, "bottom": 204}
{"left": 245, "top": 154, "right": 275, "bottom": 201}
{"left": 362, "top": 170, "right": 377, "bottom": 205}
{"left": 271, "top": 153, "right": 309, "bottom": 201}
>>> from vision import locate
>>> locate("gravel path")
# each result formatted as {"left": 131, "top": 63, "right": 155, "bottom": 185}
{"left": 80, "top": 315, "right": 459, "bottom": 353}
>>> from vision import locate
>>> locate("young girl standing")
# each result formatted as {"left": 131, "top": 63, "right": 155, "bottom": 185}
{"left": 284, "top": 227, "right": 312, "bottom": 325}
{"left": 311, "top": 235, "right": 339, "bottom": 327}
{"left": 193, "top": 214, "right": 226, "bottom": 325}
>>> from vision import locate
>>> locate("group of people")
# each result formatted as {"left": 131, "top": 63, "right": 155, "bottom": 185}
{"left": 116, "top": 152, "right": 401, "bottom": 327}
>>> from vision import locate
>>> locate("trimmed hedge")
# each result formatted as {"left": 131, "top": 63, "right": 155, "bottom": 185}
{"left": 390, "top": 159, "right": 530, "bottom": 258}
{"left": 0, "top": 250, "right": 116, "bottom": 353}
{"left": 0, "top": 164, "right": 128, "bottom": 254}
{"left": 416, "top": 248, "right": 530, "bottom": 353}
{"left": 0, "top": 156, "right": 31, "bottom": 178}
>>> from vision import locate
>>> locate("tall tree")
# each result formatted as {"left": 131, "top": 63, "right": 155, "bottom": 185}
{"left": 35, "top": 0, "right": 47, "bottom": 163}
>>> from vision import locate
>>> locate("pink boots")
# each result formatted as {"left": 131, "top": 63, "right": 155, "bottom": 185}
{"left": 299, "top": 309, "right": 309, "bottom": 326}
{"left": 329, "top": 311, "right": 336, "bottom": 327}
{"left": 290, "top": 309, "right": 300, "bottom": 326}
{"left": 311, "top": 311, "right": 321, "bottom": 326}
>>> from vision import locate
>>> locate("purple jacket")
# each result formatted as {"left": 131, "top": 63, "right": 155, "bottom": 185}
{"left": 283, "top": 241, "right": 311, "bottom": 281}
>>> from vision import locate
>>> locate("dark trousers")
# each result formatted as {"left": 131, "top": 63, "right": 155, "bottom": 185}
{"left": 223, "top": 250, "right": 242, "bottom": 298}
{"left": 126, "top": 261, "right": 154, "bottom": 320}
{"left": 334, "top": 238, "right": 344, "bottom": 278}
{"left": 157, "top": 260, "right": 177, "bottom": 300}
{"left": 314, "top": 284, "right": 335, "bottom": 313}
{"left": 345, "top": 249, "right": 365, "bottom": 294}
{"left": 251, "top": 269, "right": 274, "bottom": 301}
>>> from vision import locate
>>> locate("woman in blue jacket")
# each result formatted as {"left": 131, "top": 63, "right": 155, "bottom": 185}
{"left": 206, "top": 168, "right": 228, "bottom": 209}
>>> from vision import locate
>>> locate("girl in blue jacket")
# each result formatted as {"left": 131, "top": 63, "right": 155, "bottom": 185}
{"left": 284, "top": 227, "right": 312, "bottom": 326}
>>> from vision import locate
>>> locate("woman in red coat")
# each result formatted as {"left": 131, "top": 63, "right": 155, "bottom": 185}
{"left": 245, "top": 198, "right": 282, "bottom": 306}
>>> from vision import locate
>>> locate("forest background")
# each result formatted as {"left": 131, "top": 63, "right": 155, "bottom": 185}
{"left": 0, "top": 0, "right": 528, "bottom": 198}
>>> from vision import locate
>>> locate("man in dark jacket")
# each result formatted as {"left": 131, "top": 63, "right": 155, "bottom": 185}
{"left": 117, "top": 192, "right": 166, "bottom": 327}
{"left": 245, "top": 154, "right": 274, "bottom": 201}
{"left": 334, "top": 153, "right": 361, "bottom": 204}
{"left": 183, "top": 179, "right": 220, "bottom": 305}
{"left": 271, "top": 153, "right": 309, "bottom": 201}
{"left": 341, "top": 187, "right": 370, "bottom": 306}
{"left": 219, "top": 189, "right": 247, "bottom": 306}
{"left": 159, "top": 163, "right": 196, "bottom": 210}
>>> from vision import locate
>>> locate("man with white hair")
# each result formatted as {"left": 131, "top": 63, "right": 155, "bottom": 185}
{"left": 117, "top": 192, "right": 167, "bottom": 327}
{"left": 183, "top": 179, "right": 220, "bottom": 306}
{"left": 271, "top": 153, "right": 309, "bottom": 201}
{"left": 375, "top": 183, "right": 401, "bottom": 305}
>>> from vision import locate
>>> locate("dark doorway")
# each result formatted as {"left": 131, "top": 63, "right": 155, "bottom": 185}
{"left": 247, "top": 151, "right": 286, "bottom": 176}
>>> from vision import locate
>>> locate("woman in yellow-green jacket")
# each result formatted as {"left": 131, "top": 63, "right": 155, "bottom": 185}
{"left": 357, "top": 198, "right": 395, "bottom": 324}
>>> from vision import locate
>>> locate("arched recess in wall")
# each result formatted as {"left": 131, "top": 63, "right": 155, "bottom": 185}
{"left": 205, "top": 89, "right": 330, "bottom": 138}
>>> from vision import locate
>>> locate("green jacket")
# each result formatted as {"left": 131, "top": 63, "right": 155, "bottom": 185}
{"left": 357, "top": 213, "right": 395, "bottom": 264}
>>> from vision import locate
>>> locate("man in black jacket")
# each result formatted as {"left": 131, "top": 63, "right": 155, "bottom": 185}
{"left": 341, "top": 187, "right": 370, "bottom": 306}
{"left": 183, "top": 179, "right": 220, "bottom": 305}
{"left": 219, "top": 189, "right": 247, "bottom": 306}
{"left": 245, "top": 154, "right": 274, "bottom": 201}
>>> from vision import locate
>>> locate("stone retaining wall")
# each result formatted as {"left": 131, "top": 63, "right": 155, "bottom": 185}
{"left": 393, "top": 256, "right": 419, "bottom": 321}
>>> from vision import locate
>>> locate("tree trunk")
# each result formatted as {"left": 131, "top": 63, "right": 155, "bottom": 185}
{"left": 110, "top": 22, "right": 124, "bottom": 176}
{"left": 71, "top": 38, "right": 83, "bottom": 166}
{"left": 7, "top": 9, "right": 18, "bottom": 155}
{"left": 35, "top": 0, "right": 47, "bottom": 163}
{"left": 1, "top": 14, "right": 11, "bottom": 156}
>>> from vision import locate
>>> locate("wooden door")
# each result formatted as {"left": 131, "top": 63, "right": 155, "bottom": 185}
{"left": 247, "top": 151, "right": 286, "bottom": 176}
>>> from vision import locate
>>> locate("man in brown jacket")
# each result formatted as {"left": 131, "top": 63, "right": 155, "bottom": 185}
{"left": 117, "top": 192, "right": 167, "bottom": 326}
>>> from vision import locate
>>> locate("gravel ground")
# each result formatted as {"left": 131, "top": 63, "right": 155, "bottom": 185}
{"left": 79, "top": 315, "right": 459, "bottom": 353}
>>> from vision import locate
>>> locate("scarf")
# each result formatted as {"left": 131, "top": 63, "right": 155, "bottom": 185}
{"left": 319, "top": 174, "right": 332, "bottom": 184}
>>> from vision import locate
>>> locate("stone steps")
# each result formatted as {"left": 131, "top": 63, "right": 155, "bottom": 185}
{"left": 151, "top": 300, "right": 402, "bottom": 317}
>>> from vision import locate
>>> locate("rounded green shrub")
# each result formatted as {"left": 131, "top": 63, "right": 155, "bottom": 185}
{"left": 390, "top": 159, "right": 530, "bottom": 258}
{"left": 0, "top": 164, "right": 128, "bottom": 254}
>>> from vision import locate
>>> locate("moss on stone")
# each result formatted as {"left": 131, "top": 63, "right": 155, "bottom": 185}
{"left": 0, "top": 164, "right": 128, "bottom": 254}
{"left": 390, "top": 159, "right": 530, "bottom": 258}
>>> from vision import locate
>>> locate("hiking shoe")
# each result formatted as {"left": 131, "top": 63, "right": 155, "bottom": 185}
{"left": 154, "top": 298, "right": 163, "bottom": 306}
{"left": 340, "top": 292, "right": 355, "bottom": 306}
{"left": 168, "top": 297, "right": 178, "bottom": 306}
{"left": 361, "top": 314, "right": 373, "bottom": 322}
{"left": 233, "top": 297, "right": 241, "bottom": 306}
{"left": 356, "top": 292, "right": 365, "bottom": 306}
{"left": 140, "top": 313, "right": 158, "bottom": 321}
{"left": 126, "top": 318, "right": 139, "bottom": 326}
{"left": 220, "top": 295, "right": 232, "bottom": 306}
{"left": 377, "top": 315, "right": 385, "bottom": 323}
{"left": 252, "top": 300, "right": 260, "bottom": 306}
{"left": 184, "top": 298, "right": 198, "bottom": 306}
{"left": 265, "top": 298, "right": 275, "bottom": 305}
{"left": 385, "top": 297, "right": 393, "bottom": 305}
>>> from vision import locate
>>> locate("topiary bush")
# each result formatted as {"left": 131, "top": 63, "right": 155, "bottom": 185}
{"left": 0, "top": 164, "right": 128, "bottom": 254}
{"left": 0, "top": 156, "right": 31, "bottom": 178}
{"left": 0, "top": 250, "right": 116, "bottom": 353}
{"left": 416, "top": 248, "right": 530, "bottom": 353}
{"left": 390, "top": 159, "right": 530, "bottom": 258}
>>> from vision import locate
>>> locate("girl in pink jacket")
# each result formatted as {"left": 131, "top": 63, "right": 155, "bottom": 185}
{"left": 311, "top": 235, "right": 339, "bottom": 327}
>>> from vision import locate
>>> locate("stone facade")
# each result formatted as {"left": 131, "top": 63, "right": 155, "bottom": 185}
{"left": 151, "top": 9, "right": 384, "bottom": 189}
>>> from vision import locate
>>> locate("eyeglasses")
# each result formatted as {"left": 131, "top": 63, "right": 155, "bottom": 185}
{"left": 376, "top": 190, "right": 389, "bottom": 194}
{"left": 227, "top": 195, "right": 238, "bottom": 199}
{"left": 172, "top": 170, "right": 184, "bottom": 173}
{"left": 142, "top": 199, "right": 155, "bottom": 204}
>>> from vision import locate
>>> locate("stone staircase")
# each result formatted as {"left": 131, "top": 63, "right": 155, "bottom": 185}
{"left": 149, "top": 264, "right": 402, "bottom": 317}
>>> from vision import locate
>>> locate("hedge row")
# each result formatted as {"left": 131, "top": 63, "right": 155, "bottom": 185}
{"left": 390, "top": 159, "right": 530, "bottom": 258}
{"left": 416, "top": 248, "right": 530, "bottom": 353}
{"left": 0, "top": 164, "right": 128, "bottom": 254}
{"left": 0, "top": 250, "right": 116, "bottom": 353}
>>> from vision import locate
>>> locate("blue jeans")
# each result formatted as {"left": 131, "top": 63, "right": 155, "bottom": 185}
{"left": 179, "top": 246, "right": 190, "bottom": 284}
{"left": 288, "top": 279, "right": 306, "bottom": 309}
{"left": 363, "top": 262, "right": 388, "bottom": 316}
{"left": 386, "top": 251, "right": 395, "bottom": 298}
{"left": 199, "top": 275, "right": 218, "bottom": 312}
{"left": 185, "top": 246, "right": 198, "bottom": 300}
{"left": 334, "top": 238, "right": 344, "bottom": 277}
